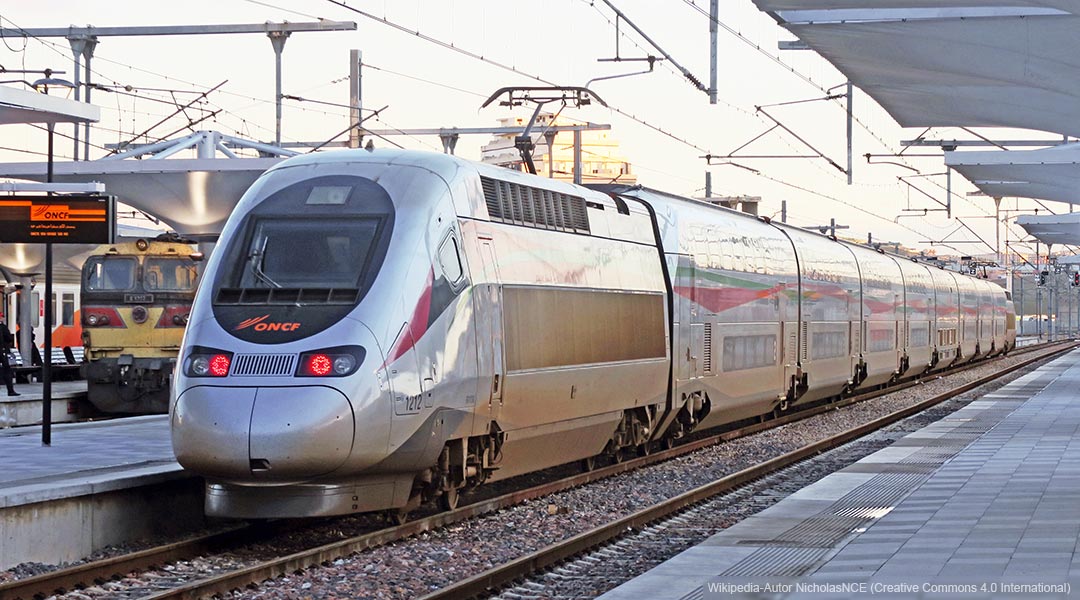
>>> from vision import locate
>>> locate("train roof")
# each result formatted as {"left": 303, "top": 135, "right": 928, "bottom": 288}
{"left": 266, "top": 148, "right": 602, "bottom": 200}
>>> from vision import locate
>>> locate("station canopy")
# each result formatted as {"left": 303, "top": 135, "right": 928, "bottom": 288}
{"left": 1015, "top": 213, "right": 1080, "bottom": 247}
{"left": 0, "top": 132, "right": 290, "bottom": 238}
{"left": 754, "top": 1, "right": 1080, "bottom": 245}
{"left": 945, "top": 143, "right": 1080, "bottom": 205}
{"left": 753, "top": 1, "right": 1080, "bottom": 137}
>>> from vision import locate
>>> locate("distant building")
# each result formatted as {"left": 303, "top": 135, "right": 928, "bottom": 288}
{"left": 480, "top": 113, "right": 637, "bottom": 185}
{"left": 696, "top": 195, "right": 761, "bottom": 216}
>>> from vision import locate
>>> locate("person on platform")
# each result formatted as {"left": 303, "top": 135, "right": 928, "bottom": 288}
{"left": 0, "top": 319, "right": 19, "bottom": 396}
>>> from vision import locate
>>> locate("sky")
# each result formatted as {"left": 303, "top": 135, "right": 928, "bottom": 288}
{"left": 0, "top": 0, "right": 1067, "bottom": 262}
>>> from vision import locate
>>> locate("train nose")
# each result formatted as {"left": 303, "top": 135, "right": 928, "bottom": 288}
{"left": 172, "top": 385, "right": 355, "bottom": 481}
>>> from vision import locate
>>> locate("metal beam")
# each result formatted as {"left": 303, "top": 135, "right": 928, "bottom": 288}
{"left": 361, "top": 124, "right": 611, "bottom": 136}
{"left": 709, "top": 0, "right": 718, "bottom": 105}
{"left": 2, "top": 22, "right": 356, "bottom": 153}
{"left": 901, "top": 139, "right": 1066, "bottom": 148}
{"left": 0, "top": 22, "right": 356, "bottom": 37}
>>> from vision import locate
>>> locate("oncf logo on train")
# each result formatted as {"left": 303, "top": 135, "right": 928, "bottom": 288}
{"left": 234, "top": 314, "right": 301, "bottom": 332}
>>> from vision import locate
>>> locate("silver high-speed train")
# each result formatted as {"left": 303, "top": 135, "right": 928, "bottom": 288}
{"left": 171, "top": 149, "right": 1016, "bottom": 519}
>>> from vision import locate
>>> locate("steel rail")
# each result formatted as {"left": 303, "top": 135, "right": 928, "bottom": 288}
{"left": 1, "top": 341, "right": 1069, "bottom": 600}
{"left": 418, "top": 343, "right": 1076, "bottom": 600}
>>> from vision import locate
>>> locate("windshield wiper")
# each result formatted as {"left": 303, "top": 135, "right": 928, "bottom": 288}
{"left": 249, "top": 237, "right": 282, "bottom": 288}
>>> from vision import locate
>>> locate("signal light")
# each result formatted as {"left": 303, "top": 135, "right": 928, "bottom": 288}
{"left": 307, "top": 354, "right": 332, "bottom": 377}
{"left": 1039, "top": 271, "right": 1048, "bottom": 286}
{"left": 1074, "top": 272, "right": 1080, "bottom": 287}
{"left": 209, "top": 354, "right": 231, "bottom": 377}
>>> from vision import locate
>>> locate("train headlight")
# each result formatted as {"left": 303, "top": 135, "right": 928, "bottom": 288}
{"left": 296, "top": 346, "right": 364, "bottom": 377}
{"left": 131, "top": 306, "right": 149, "bottom": 324}
{"left": 333, "top": 355, "right": 356, "bottom": 375}
{"left": 185, "top": 347, "right": 233, "bottom": 377}
{"left": 83, "top": 307, "right": 122, "bottom": 327}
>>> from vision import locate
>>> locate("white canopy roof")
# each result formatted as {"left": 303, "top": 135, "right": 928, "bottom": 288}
{"left": 756, "top": 1, "right": 1077, "bottom": 13}
{"left": 1016, "top": 212, "right": 1080, "bottom": 246}
{"left": 0, "top": 157, "right": 280, "bottom": 237}
{"left": 0, "top": 85, "right": 99, "bottom": 125}
{"left": 753, "top": 1, "right": 1080, "bottom": 137}
{"left": 945, "top": 144, "right": 1080, "bottom": 205}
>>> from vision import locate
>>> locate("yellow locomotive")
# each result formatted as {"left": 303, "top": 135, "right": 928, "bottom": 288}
{"left": 80, "top": 234, "right": 200, "bottom": 413}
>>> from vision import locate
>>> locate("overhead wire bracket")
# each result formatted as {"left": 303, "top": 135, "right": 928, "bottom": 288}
{"left": 480, "top": 86, "right": 607, "bottom": 175}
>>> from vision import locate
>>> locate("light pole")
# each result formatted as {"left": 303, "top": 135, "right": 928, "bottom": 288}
{"left": 32, "top": 74, "right": 75, "bottom": 446}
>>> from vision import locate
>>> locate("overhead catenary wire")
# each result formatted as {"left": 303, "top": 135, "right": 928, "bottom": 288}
{"left": 320, "top": 0, "right": 965, "bottom": 242}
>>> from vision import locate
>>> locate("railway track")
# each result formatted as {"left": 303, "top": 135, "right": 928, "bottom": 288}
{"left": 1, "top": 341, "right": 1071, "bottom": 600}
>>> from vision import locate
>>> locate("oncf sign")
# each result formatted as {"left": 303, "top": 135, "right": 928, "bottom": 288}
{"left": 234, "top": 315, "right": 301, "bottom": 332}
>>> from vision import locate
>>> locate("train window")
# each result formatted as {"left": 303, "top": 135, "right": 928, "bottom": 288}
{"left": 306, "top": 186, "right": 351, "bottom": 205}
{"left": 62, "top": 294, "right": 75, "bottom": 327}
{"left": 438, "top": 235, "right": 464, "bottom": 285}
{"left": 144, "top": 258, "right": 198, "bottom": 291}
{"left": 85, "top": 257, "right": 137, "bottom": 291}
{"left": 721, "top": 334, "right": 776, "bottom": 371}
{"left": 237, "top": 217, "right": 380, "bottom": 289}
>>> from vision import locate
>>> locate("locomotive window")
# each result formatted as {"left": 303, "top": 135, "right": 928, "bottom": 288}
{"left": 438, "top": 235, "right": 464, "bottom": 285}
{"left": 84, "top": 257, "right": 137, "bottom": 291}
{"left": 144, "top": 257, "right": 198, "bottom": 291}
{"left": 237, "top": 217, "right": 380, "bottom": 289}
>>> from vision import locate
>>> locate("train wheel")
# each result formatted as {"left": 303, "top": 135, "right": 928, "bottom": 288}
{"left": 439, "top": 487, "right": 460, "bottom": 512}
{"left": 580, "top": 456, "right": 597, "bottom": 472}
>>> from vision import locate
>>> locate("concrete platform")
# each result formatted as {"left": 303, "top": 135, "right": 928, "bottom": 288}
{"left": 0, "top": 416, "right": 202, "bottom": 570}
{"left": 0, "top": 380, "right": 91, "bottom": 428}
{"left": 601, "top": 349, "right": 1080, "bottom": 599}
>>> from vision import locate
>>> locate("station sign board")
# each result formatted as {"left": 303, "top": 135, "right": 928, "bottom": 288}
{"left": 0, "top": 194, "right": 115, "bottom": 244}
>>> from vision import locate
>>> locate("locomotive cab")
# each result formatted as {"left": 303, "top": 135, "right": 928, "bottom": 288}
{"left": 81, "top": 237, "right": 198, "bottom": 414}
{"left": 172, "top": 153, "right": 471, "bottom": 518}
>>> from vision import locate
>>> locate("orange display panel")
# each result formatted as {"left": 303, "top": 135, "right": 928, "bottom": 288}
{"left": 0, "top": 195, "right": 114, "bottom": 243}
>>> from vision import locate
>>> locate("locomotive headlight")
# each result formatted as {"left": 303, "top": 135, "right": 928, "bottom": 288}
{"left": 191, "top": 356, "right": 211, "bottom": 376}
{"left": 83, "top": 307, "right": 123, "bottom": 327}
{"left": 333, "top": 355, "right": 355, "bottom": 375}
{"left": 131, "top": 306, "right": 149, "bottom": 324}
{"left": 185, "top": 347, "right": 233, "bottom": 377}
{"left": 296, "top": 345, "right": 365, "bottom": 378}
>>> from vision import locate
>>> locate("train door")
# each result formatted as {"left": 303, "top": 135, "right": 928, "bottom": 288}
{"left": 473, "top": 240, "right": 503, "bottom": 427}
{"left": 673, "top": 254, "right": 697, "bottom": 384}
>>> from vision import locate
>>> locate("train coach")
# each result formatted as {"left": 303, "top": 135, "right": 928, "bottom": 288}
{"left": 170, "top": 149, "right": 1015, "bottom": 519}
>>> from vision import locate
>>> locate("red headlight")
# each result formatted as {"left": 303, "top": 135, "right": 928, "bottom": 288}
{"left": 209, "top": 354, "right": 231, "bottom": 377}
{"left": 306, "top": 354, "right": 332, "bottom": 376}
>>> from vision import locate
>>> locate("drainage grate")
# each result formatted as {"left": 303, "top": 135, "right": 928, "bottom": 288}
{"left": 720, "top": 546, "right": 830, "bottom": 577}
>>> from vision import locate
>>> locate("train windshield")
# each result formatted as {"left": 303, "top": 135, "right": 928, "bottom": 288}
{"left": 144, "top": 257, "right": 198, "bottom": 291}
{"left": 84, "top": 257, "right": 137, "bottom": 291}
{"left": 236, "top": 218, "right": 381, "bottom": 289}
